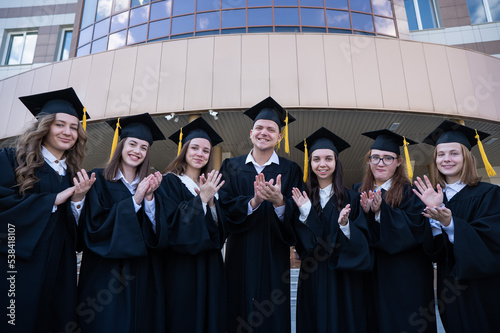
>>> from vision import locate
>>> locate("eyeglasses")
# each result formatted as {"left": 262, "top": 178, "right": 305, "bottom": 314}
{"left": 369, "top": 155, "right": 396, "bottom": 165}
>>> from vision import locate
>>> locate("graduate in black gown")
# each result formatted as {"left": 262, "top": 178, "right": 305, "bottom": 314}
{"left": 354, "top": 130, "right": 436, "bottom": 333}
{"left": 76, "top": 113, "right": 165, "bottom": 333}
{"left": 0, "top": 88, "right": 95, "bottom": 332}
{"left": 157, "top": 116, "right": 226, "bottom": 333}
{"left": 219, "top": 97, "right": 303, "bottom": 333}
{"left": 291, "top": 128, "right": 373, "bottom": 333}
{"left": 413, "top": 120, "right": 500, "bottom": 333}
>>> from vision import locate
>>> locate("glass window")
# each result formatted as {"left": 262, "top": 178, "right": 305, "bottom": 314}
{"left": 171, "top": 14, "right": 195, "bottom": 34}
{"left": 128, "top": 24, "right": 148, "bottom": 44}
{"left": 96, "top": 0, "right": 112, "bottom": 21}
{"left": 328, "top": 28, "right": 351, "bottom": 33}
{"left": 223, "top": 0, "right": 246, "bottom": 8}
{"left": 132, "top": 0, "right": 150, "bottom": 8}
{"left": 418, "top": 0, "right": 438, "bottom": 28}
{"left": 300, "top": 0, "right": 325, "bottom": 7}
{"left": 372, "top": 0, "right": 393, "bottom": 16}
{"left": 81, "top": 0, "right": 98, "bottom": 28}
{"left": 492, "top": 1, "right": 500, "bottom": 21}
{"left": 114, "top": 0, "right": 129, "bottom": 12}
{"left": 404, "top": 0, "right": 419, "bottom": 30}
{"left": 173, "top": 0, "right": 195, "bottom": 16}
{"left": 91, "top": 36, "right": 108, "bottom": 53}
{"left": 221, "top": 28, "right": 246, "bottom": 34}
{"left": 77, "top": 43, "right": 91, "bottom": 57}
{"left": 274, "top": 0, "right": 298, "bottom": 5}
{"left": 275, "top": 26, "right": 300, "bottom": 32}
{"left": 248, "top": 8, "right": 273, "bottom": 26}
{"left": 274, "top": 7, "right": 300, "bottom": 25}
{"left": 325, "top": 0, "right": 348, "bottom": 9}
{"left": 248, "top": 26, "right": 274, "bottom": 32}
{"left": 130, "top": 5, "right": 150, "bottom": 26}
{"left": 79, "top": 26, "right": 93, "bottom": 47}
{"left": 375, "top": 16, "right": 396, "bottom": 35}
{"left": 93, "top": 17, "right": 110, "bottom": 39}
{"left": 196, "top": 30, "right": 220, "bottom": 36}
{"left": 248, "top": 0, "right": 272, "bottom": 6}
{"left": 59, "top": 30, "right": 72, "bottom": 61}
{"left": 108, "top": 30, "right": 127, "bottom": 50}
{"left": 4, "top": 32, "right": 37, "bottom": 65}
{"left": 301, "top": 8, "right": 326, "bottom": 26}
{"left": 350, "top": 0, "right": 372, "bottom": 13}
{"left": 111, "top": 12, "right": 129, "bottom": 32}
{"left": 197, "top": 11, "right": 220, "bottom": 31}
{"left": 221, "top": 9, "right": 246, "bottom": 28}
{"left": 197, "top": 0, "right": 220, "bottom": 11}
{"left": 151, "top": 1, "right": 172, "bottom": 20}
{"left": 326, "top": 10, "right": 351, "bottom": 29}
{"left": 149, "top": 18, "right": 170, "bottom": 39}
{"left": 352, "top": 12, "right": 374, "bottom": 31}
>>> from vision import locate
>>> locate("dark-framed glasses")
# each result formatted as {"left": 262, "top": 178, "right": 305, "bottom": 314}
{"left": 369, "top": 155, "right": 396, "bottom": 165}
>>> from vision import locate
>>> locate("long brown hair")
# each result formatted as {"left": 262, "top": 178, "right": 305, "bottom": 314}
{"left": 103, "top": 138, "right": 151, "bottom": 182}
{"left": 163, "top": 139, "right": 214, "bottom": 176}
{"left": 14, "top": 113, "right": 87, "bottom": 195}
{"left": 359, "top": 150, "right": 409, "bottom": 208}
{"left": 431, "top": 143, "right": 481, "bottom": 188}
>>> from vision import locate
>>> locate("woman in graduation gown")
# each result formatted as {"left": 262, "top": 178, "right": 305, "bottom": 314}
{"left": 291, "top": 127, "right": 373, "bottom": 333}
{"left": 354, "top": 130, "right": 436, "bottom": 333}
{"left": 76, "top": 113, "right": 165, "bottom": 333}
{"left": 0, "top": 88, "right": 95, "bottom": 332}
{"left": 414, "top": 120, "right": 500, "bottom": 332}
{"left": 157, "top": 117, "right": 226, "bottom": 333}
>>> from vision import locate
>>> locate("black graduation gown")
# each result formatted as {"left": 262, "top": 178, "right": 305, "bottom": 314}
{"left": 76, "top": 169, "right": 164, "bottom": 333}
{"left": 0, "top": 147, "right": 81, "bottom": 333}
{"left": 293, "top": 188, "right": 373, "bottom": 333}
{"left": 423, "top": 182, "right": 500, "bottom": 333}
{"left": 156, "top": 173, "right": 226, "bottom": 333}
{"left": 219, "top": 155, "right": 303, "bottom": 333}
{"left": 353, "top": 183, "right": 436, "bottom": 333}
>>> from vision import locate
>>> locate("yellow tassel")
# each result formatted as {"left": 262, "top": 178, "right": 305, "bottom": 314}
{"left": 475, "top": 130, "right": 497, "bottom": 177}
{"left": 109, "top": 118, "right": 121, "bottom": 161}
{"left": 284, "top": 111, "right": 290, "bottom": 154}
{"left": 403, "top": 137, "right": 413, "bottom": 180}
{"left": 177, "top": 128, "right": 183, "bottom": 156}
{"left": 82, "top": 107, "right": 87, "bottom": 131}
{"left": 303, "top": 139, "right": 308, "bottom": 183}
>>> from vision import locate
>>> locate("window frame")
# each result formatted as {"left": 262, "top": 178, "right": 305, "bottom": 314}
{"left": 56, "top": 27, "right": 73, "bottom": 61}
{"left": 3, "top": 30, "right": 38, "bottom": 65}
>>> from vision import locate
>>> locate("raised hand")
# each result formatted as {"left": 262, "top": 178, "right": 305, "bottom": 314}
{"left": 413, "top": 175, "right": 443, "bottom": 208}
{"left": 292, "top": 187, "right": 309, "bottom": 208}
{"left": 199, "top": 170, "right": 225, "bottom": 205}
{"left": 71, "top": 169, "right": 96, "bottom": 202}
{"left": 258, "top": 174, "right": 285, "bottom": 207}
{"left": 133, "top": 175, "right": 152, "bottom": 205}
{"left": 360, "top": 191, "right": 371, "bottom": 214}
{"left": 145, "top": 171, "right": 163, "bottom": 201}
{"left": 370, "top": 190, "right": 382, "bottom": 214}
{"left": 55, "top": 186, "right": 76, "bottom": 206}
{"left": 422, "top": 206, "right": 452, "bottom": 226}
{"left": 338, "top": 204, "right": 351, "bottom": 226}
{"left": 250, "top": 173, "right": 266, "bottom": 209}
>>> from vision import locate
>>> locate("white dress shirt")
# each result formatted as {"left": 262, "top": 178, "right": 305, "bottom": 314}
{"left": 42, "top": 146, "right": 68, "bottom": 214}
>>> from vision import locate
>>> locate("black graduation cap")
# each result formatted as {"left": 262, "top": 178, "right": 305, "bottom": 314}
{"left": 422, "top": 120, "right": 489, "bottom": 150}
{"left": 168, "top": 117, "right": 223, "bottom": 155}
{"left": 19, "top": 87, "right": 88, "bottom": 121}
{"left": 243, "top": 96, "right": 296, "bottom": 127}
{"left": 362, "top": 129, "right": 418, "bottom": 155}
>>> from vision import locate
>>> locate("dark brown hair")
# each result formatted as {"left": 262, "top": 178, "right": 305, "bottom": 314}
{"left": 103, "top": 138, "right": 151, "bottom": 182}
{"left": 163, "top": 138, "right": 214, "bottom": 177}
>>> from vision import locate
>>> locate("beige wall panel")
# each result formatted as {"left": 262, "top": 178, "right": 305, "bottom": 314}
{"left": 6, "top": 72, "right": 34, "bottom": 137}
{"left": 0, "top": 77, "right": 18, "bottom": 138}
{"left": 423, "top": 44, "right": 457, "bottom": 114}
{"left": 241, "top": 34, "right": 270, "bottom": 107}
{"left": 106, "top": 47, "right": 137, "bottom": 118}
{"left": 269, "top": 34, "right": 299, "bottom": 106}
{"left": 85, "top": 52, "right": 114, "bottom": 119}
{"left": 466, "top": 51, "right": 498, "bottom": 121}
{"left": 296, "top": 34, "right": 328, "bottom": 106}
{"left": 375, "top": 39, "right": 409, "bottom": 110}
{"left": 48, "top": 60, "right": 71, "bottom": 91}
{"left": 400, "top": 41, "right": 434, "bottom": 112}
{"left": 158, "top": 39, "right": 188, "bottom": 112}
{"left": 484, "top": 56, "right": 500, "bottom": 121}
{"left": 185, "top": 37, "right": 214, "bottom": 110}
{"left": 31, "top": 65, "right": 53, "bottom": 94}
{"left": 323, "top": 35, "right": 356, "bottom": 108}
{"left": 350, "top": 36, "right": 383, "bottom": 109}
{"left": 67, "top": 56, "right": 93, "bottom": 103}
{"left": 213, "top": 35, "right": 242, "bottom": 108}
{"left": 131, "top": 43, "right": 162, "bottom": 114}
{"left": 445, "top": 47, "right": 478, "bottom": 117}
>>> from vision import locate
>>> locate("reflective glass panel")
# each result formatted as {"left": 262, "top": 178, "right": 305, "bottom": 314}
{"left": 197, "top": 11, "right": 220, "bottom": 30}
{"left": 248, "top": 0, "right": 272, "bottom": 6}
{"left": 196, "top": 30, "right": 219, "bottom": 36}
{"left": 96, "top": 0, "right": 112, "bottom": 21}
{"left": 81, "top": 0, "right": 98, "bottom": 28}
{"left": 149, "top": 18, "right": 171, "bottom": 39}
{"left": 274, "top": 0, "right": 298, "bottom": 5}
{"left": 171, "top": 14, "right": 195, "bottom": 34}
{"left": 491, "top": 0, "right": 500, "bottom": 21}
{"left": 91, "top": 36, "right": 108, "bottom": 53}
{"left": 221, "top": 28, "right": 246, "bottom": 34}
{"left": 300, "top": 0, "right": 325, "bottom": 7}
{"left": 222, "top": 0, "right": 246, "bottom": 8}
{"left": 350, "top": 0, "right": 372, "bottom": 13}
{"left": 301, "top": 8, "right": 326, "bottom": 26}
{"left": 151, "top": 1, "right": 172, "bottom": 20}
{"left": 111, "top": 12, "right": 129, "bottom": 32}
{"left": 79, "top": 25, "right": 93, "bottom": 47}
{"left": 325, "top": 0, "right": 348, "bottom": 9}
{"left": 248, "top": 26, "right": 274, "bottom": 32}
{"left": 221, "top": 9, "right": 246, "bottom": 28}
{"left": 404, "top": 0, "right": 418, "bottom": 30}
{"left": 77, "top": 43, "right": 91, "bottom": 56}
{"left": 173, "top": 0, "right": 195, "bottom": 15}
{"left": 114, "top": 0, "right": 129, "bottom": 12}
{"left": 108, "top": 30, "right": 126, "bottom": 50}
{"left": 466, "top": 0, "right": 487, "bottom": 23}
{"left": 60, "top": 31, "right": 72, "bottom": 60}
{"left": 132, "top": 0, "right": 151, "bottom": 7}
{"left": 93, "top": 17, "right": 110, "bottom": 39}
{"left": 128, "top": 23, "right": 148, "bottom": 44}
{"left": 418, "top": 0, "right": 438, "bottom": 28}
{"left": 274, "top": 7, "right": 300, "bottom": 25}
{"left": 352, "top": 12, "right": 374, "bottom": 31}
{"left": 372, "top": 0, "right": 393, "bottom": 16}
{"left": 248, "top": 8, "right": 273, "bottom": 26}
{"left": 130, "top": 5, "right": 150, "bottom": 26}
{"left": 326, "top": 10, "right": 351, "bottom": 29}
{"left": 197, "top": 0, "right": 220, "bottom": 11}
{"left": 375, "top": 16, "right": 395, "bottom": 35}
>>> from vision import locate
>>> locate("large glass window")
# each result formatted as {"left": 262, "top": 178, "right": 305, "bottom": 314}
{"left": 375, "top": 16, "right": 396, "bottom": 35}
{"left": 91, "top": 36, "right": 108, "bottom": 53}
{"left": 466, "top": 0, "right": 488, "bottom": 23}
{"left": 221, "top": 9, "right": 246, "bottom": 28}
{"left": 301, "top": 0, "right": 325, "bottom": 7}
{"left": 350, "top": 0, "right": 372, "bottom": 13}
{"left": 96, "top": 0, "right": 112, "bottom": 21}
{"left": 248, "top": 8, "right": 273, "bottom": 26}
{"left": 327, "top": 10, "right": 351, "bottom": 29}
{"left": 94, "top": 18, "right": 110, "bottom": 39}
{"left": 114, "top": 0, "right": 129, "bottom": 12}
{"left": 173, "top": 0, "right": 195, "bottom": 15}
{"left": 111, "top": 12, "right": 129, "bottom": 32}
{"left": 171, "top": 14, "right": 195, "bottom": 35}
{"left": 326, "top": 0, "right": 349, "bottom": 9}
{"left": 405, "top": 0, "right": 440, "bottom": 30}
{"left": 352, "top": 12, "right": 375, "bottom": 31}
{"left": 130, "top": 5, "right": 150, "bottom": 26}
{"left": 149, "top": 18, "right": 171, "bottom": 39}
{"left": 197, "top": 12, "right": 220, "bottom": 31}
{"left": 248, "top": 0, "right": 272, "bottom": 6}
{"left": 151, "top": 1, "right": 172, "bottom": 21}
{"left": 223, "top": 0, "right": 246, "bottom": 9}
{"left": 197, "top": 0, "right": 219, "bottom": 11}
{"left": 108, "top": 30, "right": 127, "bottom": 50}
{"left": 301, "top": 8, "right": 326, "bottom": 26}
{"left": 275, "top": 7, "right": 300, "bottom": 25}
{"left": 81, "top": 0, "right": 98, "bottom": 28}
{"left": 274, "top": 0, "right": 298, "bottom": 5}
{"left": 372, "top": 0, "right": 393, "bottom": 16}
{"left": 128, "top": 24, "right": 148, "bottom": 44}
{"left": 4, "top": 31, "right": 38, "bottom": 65}
{"left": 78, "top": 26, "right": 93, "bottom": 47}
{"left": 132, "top": 0, "right": 150, "bottom": 8}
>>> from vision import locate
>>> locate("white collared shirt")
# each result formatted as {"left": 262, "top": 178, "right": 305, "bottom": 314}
{"left": 373, "top": 179, "right": 392, "bottom": 222}
{"left": 42, "top": 146, "right": 67, "bottom": 213}
{"left": 175, "top": 173, "right": 218, "bottom": 223}
{"left": 245, "top": 149, "right": 285, "bottom": 221}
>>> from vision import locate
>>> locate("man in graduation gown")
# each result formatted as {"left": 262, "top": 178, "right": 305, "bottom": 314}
{"left": 219, "top": 97, "right": 303, "bottom": 333}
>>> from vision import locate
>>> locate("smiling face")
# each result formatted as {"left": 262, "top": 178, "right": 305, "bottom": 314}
{"left": 310, "top": 149, "right": 336, "bottom": 185}
{"left": 250, "top": 119, "right": 282, "bottom": 152}
{"left": 185, "top": 138, "right": 211, "bottom": 173}
{"left": 435, "top": 142, "right": 464, "bottom": 184}
{"left": 369, "top": 149, "right": 401, "bottom": 186}
{"left": 42, "top": 113, "right": 79, "bottom": 159}
{"left": 121, "top": 137, "right": 149, "bottom": 170}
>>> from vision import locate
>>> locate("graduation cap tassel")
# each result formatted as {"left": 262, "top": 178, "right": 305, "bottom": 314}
{"left": 82, "top": 107, "right": 87, "bottom": 131}
{"left": 109, "top": 118, "right": 121, "bottom": 161}
{"left": 303, "top": 139, "right": 308, "bottom": 183}
{"left": 475, "top": 130, "right": 496, "bottom": 177}
{"left": 403, "top": 137, "right": 413, "bottom": 180}
{"left": 177, "top": 128, "right": 183, "bottom": 156}
{"left": 284, "top": 111, "right": 290, "bottom": 154}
